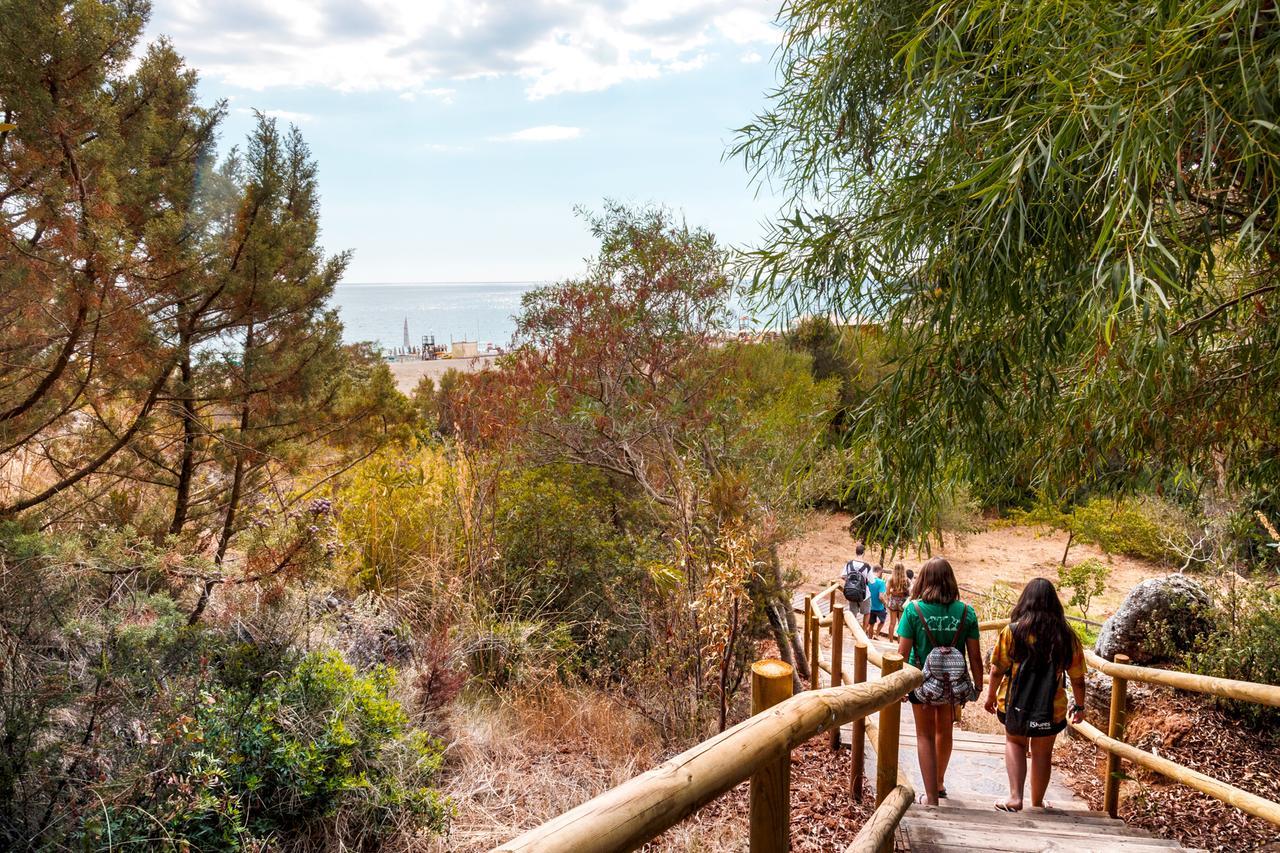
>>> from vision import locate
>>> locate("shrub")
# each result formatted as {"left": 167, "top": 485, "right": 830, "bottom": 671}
{"left": 1058, "top": 558, "right": 1110, "bottom": 621}
{"left": 87, "top": 650, "right": 449, "bottom": 850}
{"left": 335, "top": 447, "right": 458, "bottom": 592}
{"left": 1014, "top": 495, "right": 1192, "bottom": 565}
{"left": 491, "top": 465, "right": 658, "bottom": 675}
{"left": 462, "top": 618, "right": 577, "bottom": 689}
{"left": 1187, "top": 582, "right": 1280, "bottom": 729}
{"left": 0, "top": 526, "right": 450, "bottom": 852}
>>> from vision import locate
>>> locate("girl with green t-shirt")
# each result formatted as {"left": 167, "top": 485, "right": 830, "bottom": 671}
{"left": 895, "top": 557, "right": 983, "bottom": 805}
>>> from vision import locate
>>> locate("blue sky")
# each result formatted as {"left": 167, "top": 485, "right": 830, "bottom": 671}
{"left": 144, "top": 1, "right": 785, "bottom": 283}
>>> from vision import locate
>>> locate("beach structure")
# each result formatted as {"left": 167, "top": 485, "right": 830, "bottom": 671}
{"left": 450, "top": 340, "right": 478, "bottom": 359}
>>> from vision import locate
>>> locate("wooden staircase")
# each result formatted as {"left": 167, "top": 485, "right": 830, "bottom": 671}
{"left": 899, "top": 799, "right": 1201, "bottom": 852}
{"left": 851, "top": 634, "right": 1203, "bottom": 852}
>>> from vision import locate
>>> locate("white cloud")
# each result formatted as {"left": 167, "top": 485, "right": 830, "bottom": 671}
{"left": 739, "top": 51, "right": 763, "bottom": 64}
{"left": 398, "top": 87, "right": 456, "bottom": 104}
{"left": 146, "top": 1, "right": 779, "bottom": 100}
{"left": 235, "top": 106, "right": 314, "bottom": 123}
{"left": 490, "top": 125, "right": 583, "bottom": 143}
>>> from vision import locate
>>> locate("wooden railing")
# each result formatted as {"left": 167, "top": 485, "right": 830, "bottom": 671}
{"left": 495, "top": 587, "right": 1280, "bottom": 853}
{"left": 824, "top": 603, "right": 1280, "bottom": 848}
{"left": 971, "top": 618, "right": 1280, "bottom": 824}
{"left": 493, "top": 615, "right": 922, "bottom": 853}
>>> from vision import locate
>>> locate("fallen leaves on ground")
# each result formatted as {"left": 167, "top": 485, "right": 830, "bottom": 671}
{"left": 1057, "top": 686, "right": 1280, "bottom": 852}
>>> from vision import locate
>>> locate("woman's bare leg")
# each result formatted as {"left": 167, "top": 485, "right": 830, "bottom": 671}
{"left": 912, "top": 703, "right": 940, "bottom": 804}
{"left": 1029, "top": 733, "right": 1057, "bottom": 807}
{"left": 1004, "top": 733, "right": 1029, "bottom": 810}
{"left": 934, "top": 705, "right": 954, "bottom": 793}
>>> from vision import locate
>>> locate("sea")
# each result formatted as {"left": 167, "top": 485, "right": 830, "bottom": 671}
{"left": 329, "top": 281, "right": 790, "bottom": 355}
{"left": 329, "top": 282, "right": 541, "bottom": 353}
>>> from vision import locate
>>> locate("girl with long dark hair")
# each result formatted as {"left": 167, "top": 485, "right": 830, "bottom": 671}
{"left": 984, "top": 578, "right": 1087, "bottom": 812}
{"left": 896, "top": 557, "right": 983, "bottom": 805}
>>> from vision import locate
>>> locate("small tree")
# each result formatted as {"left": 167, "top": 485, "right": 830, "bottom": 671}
{"left": 1058, "top": 558, "right": 1110, "bottom": 622}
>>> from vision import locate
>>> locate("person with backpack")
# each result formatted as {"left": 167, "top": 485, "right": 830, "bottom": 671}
{"left": 841, "top": 543, "right": 874, "bottom": 623}
{"left": 983, "top": 578, "right": 1087, "bottom": 813}
{"left": 866, "top": 566, "right": 888, "bottom": 639}
{"left": 895, "top": 557, "right": 983, "bottom": 805}
{"left": 885, "top": 562, "right": 910, "bottom": 638}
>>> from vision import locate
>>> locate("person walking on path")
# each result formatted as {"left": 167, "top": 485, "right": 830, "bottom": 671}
{"left": 885, "top": 562, "right": 910, "bottom": 638}
{"left": 983, "top": 578, "right": 1087, "bottom": 812}
{"left": 896, "top": 557, "right": 982, "bottom": 805}
{"left": 841, "top": 542, "right": 875, "bottom": 624}
{"left": 866, "top": 567, "right": 888, "bottom": 639}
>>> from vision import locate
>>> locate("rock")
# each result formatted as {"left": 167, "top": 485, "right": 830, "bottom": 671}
{"left": 1094, "top": 574, "right": 1212, "bottom": 665}
{"left": 1084, "top": 670, "right": 1153, "bottom": 718}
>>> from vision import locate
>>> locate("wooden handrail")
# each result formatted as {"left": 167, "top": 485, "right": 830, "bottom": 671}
{"left": 845, "top": 784, "right": 912, "bottom": 853}
{"left": 970, "top": 617, "right": 1280, "bottom": 707}
{"left": 508, "top": 585, "right": 1280, "bottom": 852}
{"left": 493, "top": 668, "right": 924, "bottom": 853}
{"left": 1083, "top": 649, "right": 1280, "bottom": 707}
{"left": 1070, "top": 719, "right": 1280, "bottom": 826}
{"left": 958, "top": 582, "right": 1104, "bottom": 628}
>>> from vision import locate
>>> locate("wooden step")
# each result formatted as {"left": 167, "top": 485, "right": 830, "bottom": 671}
{"left": 902, "top": 821, "right": 1186, "bottom": 852}
{"left": 927, "top": 802, "right": 1123, "bottom": 824}
{"left": 907, "top": 806, "right": 1156, "bottom": 838}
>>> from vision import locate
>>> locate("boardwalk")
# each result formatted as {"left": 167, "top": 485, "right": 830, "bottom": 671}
{"left": 856, "top": 635, "right": 1199, "bottom": 851}
{"left": 795, "top": 591, "right": 1206, "bottom": 852}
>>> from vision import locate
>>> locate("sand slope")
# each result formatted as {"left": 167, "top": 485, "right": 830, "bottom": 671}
{"left": 781, "top": 511, "right": 1173, "bottom": 619}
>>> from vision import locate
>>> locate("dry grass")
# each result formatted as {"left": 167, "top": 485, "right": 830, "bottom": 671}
{"left": 421, "top": 680, "right": 880, "bottom": 853}
{"left": 422, "top": 683, "right": 672, "bottom": 851}
{"left": 420, "top": 672, "right": 882, "bottom": 852}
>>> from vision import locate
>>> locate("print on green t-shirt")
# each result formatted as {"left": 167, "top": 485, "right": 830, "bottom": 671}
{"left": 895, "top": 600, "right": 980, "bottom": 667}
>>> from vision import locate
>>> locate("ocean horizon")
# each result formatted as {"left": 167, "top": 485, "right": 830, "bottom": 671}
{"left": 330, "top": 281, "right": 542, "bottom": 353}
{"left": 330, "top": 280, "right": 797, "bottom": 355}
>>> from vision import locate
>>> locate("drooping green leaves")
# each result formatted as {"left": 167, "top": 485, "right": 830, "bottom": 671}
{"left": 737, "top": 0, "right": 1280, "bottom": 541}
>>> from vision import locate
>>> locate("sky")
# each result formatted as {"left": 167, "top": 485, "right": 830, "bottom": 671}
{"left": 143, "top": 1, "right": 787, "bottom": 283}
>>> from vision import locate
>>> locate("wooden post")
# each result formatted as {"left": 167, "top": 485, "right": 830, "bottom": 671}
{"left": 829, "top": 604, "right": 845, "bottom": 750}
{"left": 850, "top": 641, "right": 868, "bottom": 800}
{"left": 876, "top": 654, "right": 904, "bottom": 817}
{"left": 809, "top": 604, "right": 821, "bottom": 688}
{"left": 802, "top": 594, "right": 814, "bottom": 689}
{"left": 750, "top": 659, "right": 794, "bottom": 853}
{"left": 1103, "top": 653, "right": 1129, "bottom": 818}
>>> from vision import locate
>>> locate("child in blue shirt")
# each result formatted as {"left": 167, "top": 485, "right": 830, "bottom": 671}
{"left": 866, "top": 566, "right": 888, "bottom": 639}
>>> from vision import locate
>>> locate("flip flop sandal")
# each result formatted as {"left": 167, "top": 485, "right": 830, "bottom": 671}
{"left": 994, "top": 802, "right": 1022, "bottom": 813}
{"left": 938, "top": 787, "right": 947, "bottom": 798}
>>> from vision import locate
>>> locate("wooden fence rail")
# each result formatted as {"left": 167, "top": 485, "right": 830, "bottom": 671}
{"left": 498, "top": 584, "right": 1279, "bottom": 853}
{"left": 493, "top": 664, "right": 923, "bottom": 853}
{"left": 833, "top": 602, "right": 1280, "bottom": 835}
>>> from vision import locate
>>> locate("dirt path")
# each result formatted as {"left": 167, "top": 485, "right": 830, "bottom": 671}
{"left": 780, "top": 511, "right": 1168, "bottom": 619}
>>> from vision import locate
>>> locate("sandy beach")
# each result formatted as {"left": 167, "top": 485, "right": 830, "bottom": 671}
{"left": 388, "top": 355, "right": 499, "bottom": 393}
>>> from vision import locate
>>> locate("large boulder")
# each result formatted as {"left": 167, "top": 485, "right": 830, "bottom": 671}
{"left": 1094, "top": 574, "right": 1212, "bottom": 665}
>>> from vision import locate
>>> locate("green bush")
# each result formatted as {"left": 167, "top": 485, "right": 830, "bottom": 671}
{"left": 492, "top": 465, "right": 658, "bottom": 674}
{"left": 1187, "top": 583, "right": 1280, "bottom": 729}
{"left": 1014, "top": 495, "right": 1191, "bottom": 565}
{"left": 1058, "top": 558, "right": 1110, "bottom": 621}
{"left": 87, "top": 650, "right": 449, "bottom": 850}
{"left": 0, "top": 525, "right": 449, "bottom": 852}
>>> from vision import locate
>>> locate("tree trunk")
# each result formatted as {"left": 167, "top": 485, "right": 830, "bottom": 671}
{"left": 170, "top": 335, "right": 197, "bottom": 535}
{"left": 191, "top": 324, "right": 253, "bottom": 624}
{"left": 768, "top": 545, "right": 809, "bottom": 681}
